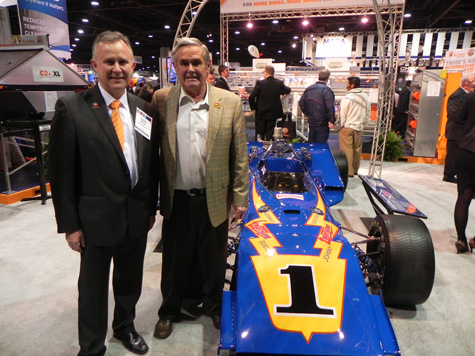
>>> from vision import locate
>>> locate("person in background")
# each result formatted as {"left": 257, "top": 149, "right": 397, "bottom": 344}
{"left": 48, "top": 31, "right": 159, "bottom": 356}
{"left": 393, "top": 80, "right": 411, "bottom": 137}
{"left": 453, "top": 90, "right": 475, "bottom": 254}
{"left": 249, "top": 65, "right": 291, "bottom": 140}
{"left": 338, "top": 76, "right": 371, "bottom": 177}
{"left": 151, "top": 37, "right": 249, "bottom": 339}
{"left": 137, "top": 83, "right": 154, "bottom": 103}
{"left": 298, "top": 69, "right": 335, "bottom": 143}
{"left": 215, "top": 64, "right": 231, "bottom": 91}
{"left": 207, "top": 67, "right": 216, "bottom": 86}
{"left": 443, "top": 73, "right": 475, "bottom": 183}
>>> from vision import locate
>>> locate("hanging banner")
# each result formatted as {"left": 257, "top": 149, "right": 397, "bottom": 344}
{"left": 17, "top": 0, "right": 70, "bottom": 59}
{"left": 444, "top": 48, "right": 475, "bottom": 73}
{"left": 221, "top": 0, "right": 405, "bottom": 14}
{"left": 315, "top": 36, "right": 353, "bottom": 59}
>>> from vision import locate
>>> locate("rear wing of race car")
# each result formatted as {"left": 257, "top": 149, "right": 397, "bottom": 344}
{"left": 359, "top": 175, "right": 427, "bottom": 219}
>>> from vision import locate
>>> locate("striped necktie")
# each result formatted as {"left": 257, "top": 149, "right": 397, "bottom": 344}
{"left": 110, "top": 100, "right": 124, "bottom": 150}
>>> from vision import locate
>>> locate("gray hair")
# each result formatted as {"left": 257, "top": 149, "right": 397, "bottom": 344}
{"left": 92, "top": 31, "right": 133, "bottom": 60}
{"left": 171, "top": 37, "right": 210, "bottom": 64}
{"left": 461, "top": 73, "right": 475, "bottom": 86}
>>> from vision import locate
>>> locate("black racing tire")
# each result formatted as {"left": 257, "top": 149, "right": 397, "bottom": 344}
{"left": 367, "top": 214, "right": 435, "bottom": 306}
{"left": 332, "top": 149, "right": 348, "bottom": 191}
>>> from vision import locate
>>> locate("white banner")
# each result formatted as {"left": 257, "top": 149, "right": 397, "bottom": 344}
{"left": 316, "top": 36, "right": 353, "bottom": 59}
{"left": 444, "top": 48, "right": 475, "bottom": 73}
{"left": 221, "top": 0, "right": 405, "bottom": 14}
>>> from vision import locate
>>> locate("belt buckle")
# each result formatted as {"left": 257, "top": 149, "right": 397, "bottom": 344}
{"left": 188, "top": 189, "right": 197, "bottom": 197}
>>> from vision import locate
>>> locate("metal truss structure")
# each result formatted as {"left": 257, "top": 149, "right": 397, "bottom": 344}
{"left": 174, "top": 0, "right": 209, "bottom": 47}
{"left": 369, "top": 0, "right": 404, "bottom": 178}
{"left": 178, "top": 0, "right": 405, "bottom": 178}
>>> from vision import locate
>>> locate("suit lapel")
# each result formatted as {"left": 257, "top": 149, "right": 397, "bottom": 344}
{"left": 86, "top": 87, "right": 126, "bottom": 161}
{"left": 207, "top": 87, "right": 223, "bottom": 163}
{"left": 166, "top": 86, "right": 180, "bottom": 164}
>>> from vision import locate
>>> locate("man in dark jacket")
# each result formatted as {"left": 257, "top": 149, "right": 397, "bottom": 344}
{"left": 393, "top": 80, "right": 412, "bottom": 137}
{"left": 249, "top": 65, "right": 291, "bottom": 140}
{"left": 443, "top": 73, "right": 475, "bottom": 183}
{"left": 298, "top": 69, "right": 335, "bottom": 143}
{"left": 215, "top": 64, "right": 231, "bottom": 91}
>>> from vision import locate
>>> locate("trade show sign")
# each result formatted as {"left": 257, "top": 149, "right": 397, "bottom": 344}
{"left": 444, "top": 48, "right": 475, "bottom": 73}
{"left": 17, "top": 0, "right": 70, "bottom": 59}
{"left": 221, "top": 0, "right": 405, "bottom": 14}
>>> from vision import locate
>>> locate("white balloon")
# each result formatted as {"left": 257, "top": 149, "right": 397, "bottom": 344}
{"left": 248, "top": 45, "right": 259, "bottom": 58}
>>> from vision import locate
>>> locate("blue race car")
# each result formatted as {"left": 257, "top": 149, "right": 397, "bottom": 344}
{"left": 220, "top": 140, "right": 435, "bottom": 356}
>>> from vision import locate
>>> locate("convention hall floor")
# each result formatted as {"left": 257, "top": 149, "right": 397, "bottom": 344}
{"left": 1, "top": 158, "right": 474, "bottom": 356}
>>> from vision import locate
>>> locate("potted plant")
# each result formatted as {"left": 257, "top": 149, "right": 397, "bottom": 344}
{"left": 378, "top": 131, "right": 406, "bottom": 162}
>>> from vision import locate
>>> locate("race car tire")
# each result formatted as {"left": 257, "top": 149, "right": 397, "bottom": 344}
{"left": 332, "top": 149, "right": 348, "bottom": 191}
{"left": 367, "top": 214, "right": 435, "bottom": 306}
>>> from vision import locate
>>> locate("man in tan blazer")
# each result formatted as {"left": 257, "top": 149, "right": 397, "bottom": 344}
{"left": 151, "top": 37, "right": 249, "bottom": 339}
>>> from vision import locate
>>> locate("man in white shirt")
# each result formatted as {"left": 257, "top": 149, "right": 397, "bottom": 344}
{"left": 339, "top": 76, "right": 371, "bottom": 177}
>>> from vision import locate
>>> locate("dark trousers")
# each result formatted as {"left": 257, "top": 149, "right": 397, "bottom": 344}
{"left": 78, "top": 236, "right": 147, "bottom": 356}
{"left": 308, "top": 127, "right": 330, "bottom": 143}
{"left": 444, "top": 139, "right": 458, "bottom": 179}
{"left": 159, "top": 191, "right": 228, "bottom": 319}
{"left": 256, "top": 117, "right": 277, "bottom": 141}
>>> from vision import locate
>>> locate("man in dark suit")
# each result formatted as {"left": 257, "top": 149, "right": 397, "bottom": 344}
{"left": 214, "top": 64, "right": 231, "bottom": 91}
{"left": 443, "top": 73, "right": 475, "bottom": 183}
{"left": 249, "top": 65, "right": 291, "bottom": 140}
{"left": 48, "top": 31, "right": 159, "bottom": 356}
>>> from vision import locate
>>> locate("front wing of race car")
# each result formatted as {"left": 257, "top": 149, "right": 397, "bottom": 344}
{"left": 219, "top": 141, "right": 401, "bottom": 356}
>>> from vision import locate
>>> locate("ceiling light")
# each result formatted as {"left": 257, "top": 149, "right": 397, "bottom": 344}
{"left": 272, "top": 20, "right": 278, "bottom": 24}
{"left": 404, "top": 13, "right": 411, "bottom": 18}
{"left": 209, "top": 39, "right": 213, "bottom": 43}
{"left": 465, "top": 20, "right": 473, "bottom": 24}
{"left": 292, "top": 43, "right": 297, "bottom": 48}
{"left": 302, "top": 19, "right": 309, "bottom": 26}
{"left": 361, "top": 17, "right": 369, "bottom": 24}
{"left": 235, "top": 31, "right": 240, "bottom": 35}
{"left": 91, "top": 1, "right": 99, "bottom": 6}
{"left": 261, "top": 42, "right": 265, "bottom": 46}
{"left": 82, "top": 19, "right": 89, "bottom": 23}
{"left": 293, "top": 36, "right": 298, "bottom": 40}
{"left": 77, "top": 29, "right": 84, "bottom": 34}
{"left": 339, "top": 27, "right": 345, "bottom": 31}
{"left": 164, "top": 25, "right": 170, "bottom": 29}
{"left": 278, "top": 50, "right": 282, "bottom": 53}
{"left": 74, "top": 38, "right": 80, "bottom": 41}
{"left": 246, "top": 21, "right": 253, "bottom": 28}
{"left": 135, "top": 42, "right": 140, "bottom": 45}
{"left": 148, "top": 34, "right": 153, "bottom": 38}
{"left": 236, "top": 48, "right": 240, "bottom": 51}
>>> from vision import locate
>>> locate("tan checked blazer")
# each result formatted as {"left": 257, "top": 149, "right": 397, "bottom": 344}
{"left": 152, "top": 85, "right": 249, "bottom": 227}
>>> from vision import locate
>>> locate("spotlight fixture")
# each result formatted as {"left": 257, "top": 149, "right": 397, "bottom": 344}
{"left": 82, "top": 19, "right": 89, "bottom": 23}
{"left": 77, "top": 29, "right": 84, "bottom": 34}
{"left": 339, "top": 27, "right": 345, "bottom": 31}
{"left": 246, "top": 21, "right": 253, "bottom": 28}
{"left": 404, "top": 13, "right": 411, "bottom": 18}
{"left": 465, "top": 20, "right": 473, "bottom": 25}
{"left": 302, "top": 19, "right": 309, "bottom": 26}
{"left": 361, "top": 16, "right": 369, "bottom": 24}
{"left": 235, "top": 31, "right": 240, "bottom": 35}
{"left": 164, "top": 25, "right": 170, "bottom": 29}
{"left": 91, "top": 1, "right": 99, "bottom": 5}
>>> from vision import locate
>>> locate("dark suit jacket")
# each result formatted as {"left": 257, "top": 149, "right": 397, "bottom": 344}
{"left": 215, "top": 77, "right": 231, "bottom": 91}
{"left": 458, "top": 91, "right": 475, "bottom": 152}
{"left": 249, "top": 76, "right": 291, "bottom": 121}
{"left": 446, "top": 87, "right": 468, "bottom": 141}
{"left": 396, "top": 86, "right": 411, "bottom": 114}
{"left": 48, "top": 85, "right": 159, "bottom": 246}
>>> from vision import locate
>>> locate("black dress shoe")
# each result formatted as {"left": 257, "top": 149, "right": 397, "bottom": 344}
{"left": 209, "top": 313, "right": 221, "bottom": 330}
{"left": 113, "top": 331, "right": 149, "bottom": 355}
{"left": 443, "top": 176, "right": 457, "bottom": 183}
{"left": 153, "top": 319, "right": 173, "bottom": 339}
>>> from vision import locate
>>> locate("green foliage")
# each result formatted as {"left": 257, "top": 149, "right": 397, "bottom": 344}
{"left": 378, "top": 131, "right": 406, "bottom": 161}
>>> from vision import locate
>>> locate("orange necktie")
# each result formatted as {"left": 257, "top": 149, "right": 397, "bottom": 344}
{"left": 110, "top": 100, "right": 124, "bottom": 150}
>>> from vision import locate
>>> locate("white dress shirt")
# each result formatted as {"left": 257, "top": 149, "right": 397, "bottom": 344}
{"left": 99, "top": 84, "right": 139, "bottom": 187}
{"left": 174, "top": 86, "right": 210, "bottom": 190}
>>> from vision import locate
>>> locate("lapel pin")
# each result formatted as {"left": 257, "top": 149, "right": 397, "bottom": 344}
{"left": 214, "top": 103, "right": 222, "bottom": 109}
{"left": 92, "top": 102, "right": 101, "bottom": 109}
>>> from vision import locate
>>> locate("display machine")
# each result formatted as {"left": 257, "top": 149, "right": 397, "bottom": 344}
{"left": 406, "top": 69, "right": 446, "bottom": 157}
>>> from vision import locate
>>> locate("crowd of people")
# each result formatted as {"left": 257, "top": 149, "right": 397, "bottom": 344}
{"left": 47, "top": 29, "right": 474, "bottom": 355}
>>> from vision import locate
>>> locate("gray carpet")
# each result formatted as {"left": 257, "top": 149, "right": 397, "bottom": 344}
{"left": 1, "top": 159, "right": 474, "bottom": 356}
